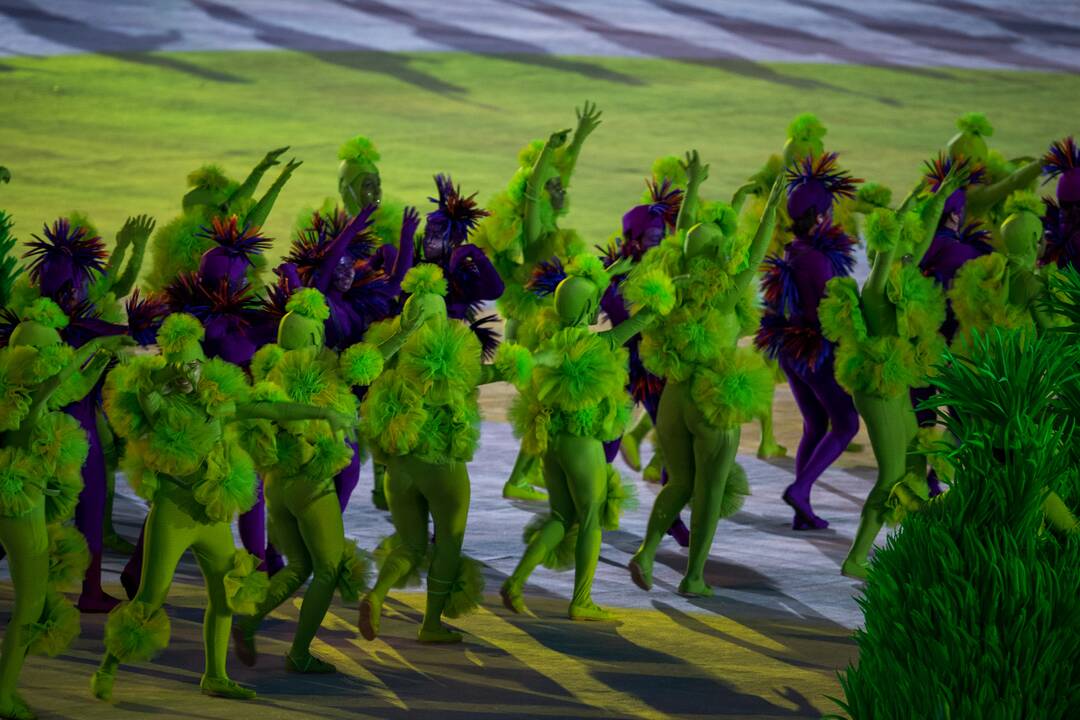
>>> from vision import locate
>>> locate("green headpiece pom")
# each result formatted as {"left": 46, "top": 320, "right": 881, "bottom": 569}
{"left": 865, "top": 209, "right": 901, "bottom": 255}
{"left": 898, "top": 211, "right": 925, "bottom": 256}
{"left": 157, "top": 313, "right": 205, "bottom": 364}
{"left": 285, "top": 287, "right": 331, "bottom": 321}
{"left": 787, "top": 113, "right": 827, "bottom": 142}
{"left": 1003, "top": 190, "right": 1043, "bottom": 218}
{"left": 651, "top": 156, "right": 688, "bottom": 189}
{"left": 401, "top": 264, "right": 448, "bottom": 297}
{"left": 187, "top": 164, "right": 230, "bottom": 191}
{"left": 857, "top": 182, "right": 893, "bottom": 210}
{"left": 699, "top": 201, "right": 738, "bottom": 238}
{"left": 24, "top": 298, "right": 69, "bottom": 330}
{"left": 337, "top": 135, "right": 381, "bottom": 166}
{"left": 517, "top": 139, "right": 546, "bottom": 170}
{"left": 956, "top": 112, "right": 994, "bottom": 138}
{"left": 624, "top": 268, "right": 676, "bottom": 316}
{"left": 565, "top": 254, "right": 609, "bottom": 291}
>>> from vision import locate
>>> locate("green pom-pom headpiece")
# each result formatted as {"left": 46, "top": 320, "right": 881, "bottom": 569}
{"left": 956, "top": 112, "right": 994, "bottom": 138}
{"left": 23, "top": 297, "right": 69, "bottom": 330}
{"left": 699, "top": 201, "right": 738, "bottom": 238}
{"left": 624, "top": 268, "right": 677, "bottom": 316}
{"left": 157, "top": 313, "right": 206, "bottom": 364}
{"left": 1003, "top": 191, "right": 1043, "bottom": 218}
{"left": 186, "top": 164, "right": 230, "bottom": 191}
{"left": 565, "top": 254, "right": 610, "bottom": 290}
{"left": 401, "top": 264, "right": 449, "bottom": 297}
{"left": 651, "top": 155, "right": 688, "bottom": 189}
{"left": 787, "top": 113, "right": 827, "bottom": 142}
{"left": 337, "top": 135, "right": 381, "bottom": 167}
{"left": 285, "top": 287, "right": 331, "bottom": 321}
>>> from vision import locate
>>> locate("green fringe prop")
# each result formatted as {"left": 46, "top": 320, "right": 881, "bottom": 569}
{"left": 26, "top": 590, "right": 80, "bottom": 657}
{"left": 494, "top": 342, "right": 534, "bottom": 388}
{"left": 223, "top": 550, "right": 270, "bottom": 615}
{"left": 337, "top": 539, "right": 373, "bottom": 603}
{"left": 1003, "top": 190, "right": 1043, "bottom": 218}
{"left": 362, "top": 371, "right": 428, "bottom": 457}
{"left": 565, "top": 254, "right": 609, "bottom": 291}
{"left": 46, "top": 523, "right": 90, "bottom": 591}
{"left": 286, "top": 287, "right": 330, "bottom": 321}
{"left": 396, "top": 319, "right": 482, "bottom": 405}
{"left": 442, "top": 556, "right": 486, "bottom": 619}
{"left": 622, "top": 268, "right": 676, "bottom": 316}
{"left": 521, "top": 514, "right": 578, "bottom": 572}
{"left": 401, "top": 264, "right": 448, "bottom": 297}
{"left": 0, "top": 447, "right": 41, "bottom": 518}
{"left": 373, "top": 533, "right": 429, "bottom": 589}
{"left": 691, "top": 348, "right": 774, "bottom": 430}
{"left": 601, "top": 466, "right": 638, "bottom": 532}
{"left": 720, "top": 463, "right": 751, "bottom": 518}
{"left": 23, "top": 297, "right": 69, "bottom": 329}
{"left": 788, "top": 113, "right": 826, "bottom": 142}
{"left": 197, "top": 357, "right": 251, "bottom": 415}
{"left": 104, "top": 601, "right": 171, "bottom": 663}
{"left": 187, "top": 164, "right": 230, "bottom": 191}
{"left": 250, "top": 344, "right": 286, "bottom": 382}
{"left": 651, "top": 155, "right": 688, "bottom": 189}
{"left": 193, "top": 441, "right": 259, "bottom": 523}
{"left": 341, "top": 342, "right": 384, "bottom": 387}
{"left": 863, "top": 209, "right": 900, "bottom": 256}
{"left": 856, "top": 183, "right": 892, "bottom": 210}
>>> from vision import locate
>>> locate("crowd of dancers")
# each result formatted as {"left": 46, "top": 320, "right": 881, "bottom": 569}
{"left": 0, "top": 103, "right": 1078, "bottom": 718}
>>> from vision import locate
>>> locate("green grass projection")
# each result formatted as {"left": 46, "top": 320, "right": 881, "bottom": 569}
{"left": 2, "top": 50, "right": 1079, "bottom": 267}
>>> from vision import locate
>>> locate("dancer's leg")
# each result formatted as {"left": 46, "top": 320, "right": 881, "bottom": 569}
{"left": 237, "top": 479, "right": 267, "bottom": 568}
{"left": 0, "top": 504, "right": 48, "bottom": 718}
{"left": 630, "top": 383, "right": 695, "bottom": 590}
{"left": 72, "top": 399, "right": 120, "bottom": 612}
{"left": 286, "top": 491, "right": 344, "bottom": 665}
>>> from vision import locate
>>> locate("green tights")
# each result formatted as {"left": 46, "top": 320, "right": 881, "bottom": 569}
{"left": 241, "top": 477, "right": 343, "bottom": 660}
{"left": 96, "top": 484, "right": 239, "bottom": 687}
{"left": 0, "top": 504, "right": 48, "bottom": 717}
{"left": 365, "top": 456, "right": 470, "bottom": 637}
{"left": 633, "top": 380, "right": 740, "bottom": 596}
{"left": 505, "top": 433, "right": 608, "bottom": 616}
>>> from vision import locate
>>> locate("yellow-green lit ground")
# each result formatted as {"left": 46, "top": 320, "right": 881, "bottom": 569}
{"left": 2, "top": 50, "right": 1078, "bottom": 264}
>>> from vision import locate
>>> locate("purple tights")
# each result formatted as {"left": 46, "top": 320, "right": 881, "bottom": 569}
{"left": 780, "top": 356, "right": 859, "bottom": 529}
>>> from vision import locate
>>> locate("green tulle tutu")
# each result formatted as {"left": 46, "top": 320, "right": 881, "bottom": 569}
{"left": 104, "top": 600, "right": 171, "bottom": 663}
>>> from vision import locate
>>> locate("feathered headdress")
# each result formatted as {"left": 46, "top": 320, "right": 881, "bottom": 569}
{"left": 125, "top": 289, "right": 169, "bottom": 347}
{"left": 426, "top": 175, "right": 490, "bottom": 248}
{"left": 338, "top": 135, "right": 381, "bottom": 165}
{"left": 1043, "top": 137, "right": 1080, "bottom": 180}
{"left": 288, "top": 208, "right": 375, "bottom": 284}
{"left": 923, "top": 152, "right": 985, "bottom": 191}
{"left": 24, "top": 218, "right": 107, "bottom": 299}
{"left": 527, "top": 257, "right": 567, "bottom": 298}
{"left": 785, "top": 153, "right": 861, "bottom": 204}
{"left": 197, "top": 216, "right": 271, "bottom": 259}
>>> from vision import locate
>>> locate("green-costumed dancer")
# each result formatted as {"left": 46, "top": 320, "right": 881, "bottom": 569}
{"left": 144, "top": 148, "right": 301, "bottom": 291}
{"left": 818, "top": 166, "right": 968, "bottom": 580}
{"left": 501, "top": 254, "right": 674, "bottom": 620}
{"left": 0, "top": 298, "right": 128, "bottom": 720}
{"left": 357, "top": 265, "right": 531, "bottom": 643}
{"left": 90, "top": 313, "right": 351, "bottom": 702}
{"left": 336, "top": 135, "right": 406, "bottom": 249}
{"left": 472, "top": 103, "right": 602, "bottom": 502}
{"left": 231, "top": 287, "right": 431, "bottom": 672}
{"left": 626, "top": 152, "right": 784, "bottom": 598}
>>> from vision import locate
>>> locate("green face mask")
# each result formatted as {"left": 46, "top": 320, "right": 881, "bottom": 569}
{"left": 338, "top": 161, "right": 381, "bottom": 215}
{"left": 947, "top": 131, "right": 989, "bottom": 166}
{"left": 554, "top": 276, "right": 600, "bottom": 327}
{"left": 8, "top": 320, "right": 62, "bottom": 349}
{"left": 278, "top": 312, "right": 325, "bottom": 351}
{"left": 1001, "top": 211, "right": 1042, "bottom": 268}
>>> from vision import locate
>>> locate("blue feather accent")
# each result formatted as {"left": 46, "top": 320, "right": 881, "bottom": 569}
{"left": 804, "top": 219, "right": 857, "bottom": 277}
{"left": 527, "top": 257, "right": 566, "bottom": 298}
{"left": 761, "top": 255, "right": 799, "bottom": 317}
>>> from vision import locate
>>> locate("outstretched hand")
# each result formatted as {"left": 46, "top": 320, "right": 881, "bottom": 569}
{"left": 767, "top": 174, "right": 786, "bottom": 208}
{"left": 280, "top": 158, "right": 303, "bottom": 177}
{"left": 682, "top": 150, "right": 709, "bottom": 186}
{"left": 116, "top": 214, "right": 156, "bottom": 249}
{"left": 401, "top": 206, "right": 421, "bottom": 239}
{"left": 326, "top": 410, "right": 357, "bottom": 435}
{"left": 259, "top": 146, "right": 289, "bottom": 170}
{"left": 0, "top": 166, "right": 9, "bottom": 184}
{"left": 574, "top": 101, "right": 603, "bottom": 140}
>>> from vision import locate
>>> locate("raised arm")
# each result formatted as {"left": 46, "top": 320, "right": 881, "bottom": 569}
{"left": 600, "top": 309, "right": 656, "bottom": 348}
{"left": 314, "top": 205, "right": 378, "bottom": 293}
{"left": 523, "top": 128, "right": 570, "bottom": 255}
{"left": 966, "top": 160, "right": 1041, "bottom": 217}
{"left": 732, "top": 175, "right": 785, "bottom": 294}
{"left": 110, "top": 215, "right": 156, "bottom": 297}
{"left": 386, "top": 207, "right": 420, "bottom": 290}
{"left": 28, "top": 337, "right": 125, "bottom": 429}
{"left": 244, "top": 157, "right": 303, "bottom": 229}
{"left": 235, "top": 400, "right": 351, "bottom": 429}
{"left": 559, "top": 101, "right": 602, "bottom": 185}
{"left": 912, "top": 167, "right": 968, "bottom": 265}
{"left": 676, "top": 150, "right": 708, "bottom": 233}
{"left": 228, "top": 147, "right": 288, "bottom": 208}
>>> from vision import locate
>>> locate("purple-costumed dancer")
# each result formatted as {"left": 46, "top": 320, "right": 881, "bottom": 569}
{"left": 756, "top": 154, "right": 861, "bottom": 530}
{"left": 21, "top": 218, "right": 166, "bottom": 612}
{"left": 601, "top": 179, "right": 691, "bottom": 546}
{"left": 416, "top": 174, "right": 503, "bottom": 354}
{"left": 909, "top": 155, "right": 994, "bottom": 494}
{"left": 271, "top": 203, "right": 417, "bottom": 511}
{"left": 1041, "top": 137, "right": 1080, "bottom": 272}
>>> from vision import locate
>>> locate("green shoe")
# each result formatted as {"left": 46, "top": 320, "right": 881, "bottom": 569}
{"left": 499, "top": 580, "right": 532, "bottom": 616}
{"left": 628, "top": 552, "right": 653, "bottom": 591}
{"left": 756, "top": 440, "right": 788, "bottom": 460}
{"left": 358, "top": 595, "right": 381, "bottom": 641}
{"left": 90, "top": 669, "right": 114, "bottom": 702}
{"left": 568, "top": 601, "right": 616, "bottom": 622}
{"left": 199, "top": 676, "right": 256, "bottom": 700}
{"left": 285, "top": 651, "right": 336, "bottom": 674}
{"left": 845, "top": 441, "right": 864, "bottom": 454}
{"left": 676, "top": 578, "right": 713, "bottom": 598}
{"left": 642, "top": 456, "right": 663, "bottom": 484}
{"left": 502, "top": 478, "right": 547, "bottom": 502}
{"left": 841, "top": 557, "right": 869, "bottom": 580}
{"left": 0, "top": 693, "right": 36, "bottom": 720}
{"left": 418, "top": 625, "right": 463, "bottom": 644}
